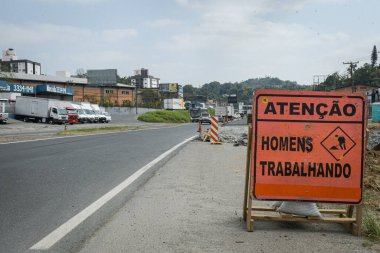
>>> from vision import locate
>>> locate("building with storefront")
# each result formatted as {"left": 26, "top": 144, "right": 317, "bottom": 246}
{"left": 0, "top": 71, "right": 135, "bottom": 106}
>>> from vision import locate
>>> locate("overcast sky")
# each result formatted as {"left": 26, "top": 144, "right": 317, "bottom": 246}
{"left": 1, "top": 0, "right": 379, "bottom": 86}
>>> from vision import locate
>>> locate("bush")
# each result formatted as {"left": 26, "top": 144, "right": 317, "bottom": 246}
{"left": 137, "top": 110, "right": 190, "bottom": 123}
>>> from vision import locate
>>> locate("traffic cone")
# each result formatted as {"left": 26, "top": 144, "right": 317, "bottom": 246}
{"left": 197, "top": 120, "right": 202, "bottom": 132}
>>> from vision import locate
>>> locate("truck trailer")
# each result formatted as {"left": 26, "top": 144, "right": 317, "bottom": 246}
{"left": 164, "top": 99, "right": 184, "bottom": 110}
{"left": 15, "top": 96, "right": 68, "bottom": 124}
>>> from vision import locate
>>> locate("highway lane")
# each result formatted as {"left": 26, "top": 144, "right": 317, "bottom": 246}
{"left": 0, "top": 124, "right": 196, "bottom": 253}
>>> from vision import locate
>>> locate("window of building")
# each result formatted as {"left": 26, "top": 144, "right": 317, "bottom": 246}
{"left": 105, "top": 89, "right": 114, "bottom": 94}
{"left": 121, "top": 91, "right": 129, "bottom": 95}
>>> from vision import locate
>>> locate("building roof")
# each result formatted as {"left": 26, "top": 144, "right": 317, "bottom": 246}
{"left": 0, "top": 71, "right": 88, "bottom": 84}
{"left": 115, "top": 83, "right": 135, "bottom": 88}
{"left": 1, "top": 59, "right": 41, "bottom": 65}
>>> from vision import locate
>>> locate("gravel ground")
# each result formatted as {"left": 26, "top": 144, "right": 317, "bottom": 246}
{"left": 218, "top": 122, "right": 380, "bottom": 151}
{"left": 219, "top": 125, "right": 249, "bottom": 146}
{"left": 78, "top": 142, "right": 377, "bottom": 253}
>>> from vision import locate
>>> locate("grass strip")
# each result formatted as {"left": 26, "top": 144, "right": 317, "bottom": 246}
{"left": 364, "top": 212, "right": 380, "bottom": 241}
{"left": 57, "top": 126, "right": 140, "bottom": 135}
{"left": 137, "top": 110, "right": 190, "bottom": 123}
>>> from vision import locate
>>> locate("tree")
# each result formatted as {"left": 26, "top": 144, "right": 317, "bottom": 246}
{"left": 140, "top": 89, "right": 161, "bottom": 108}
{"left": 117, "top": 75, "right": 132, "bottom": 85}
{"left": 323, "top": 72, "right": 342, "bottom": 88}
{"left": 371, "top": 45, "right": 378, "bottom": 67}
{"left": 183, "top": 84, "right": 196, "bottom": 96}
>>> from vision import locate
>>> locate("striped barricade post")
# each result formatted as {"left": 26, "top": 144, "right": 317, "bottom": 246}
{"left": 210, "top": 116, "right": 221, "bottom": 144}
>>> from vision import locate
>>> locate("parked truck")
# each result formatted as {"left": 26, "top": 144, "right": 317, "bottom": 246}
{"left": 91, "top": 104, "right": 107, "bottom": 123}
{"left": 58, "top": 101, "right": 79, "bottom": 124}
{"left": 15, "top": 96, "right": 68, "bottom": 124}
{"left": 71, "top": 103, "right": 89, "bottom": 123}
{"left": 0, "top": 99, "right": 9, "bottom": 123}
{"left": 80, "top": 102, "right": 97, "bottom": 123}
{"left": 215, "top": 106, "right": 227, "bottom": 117}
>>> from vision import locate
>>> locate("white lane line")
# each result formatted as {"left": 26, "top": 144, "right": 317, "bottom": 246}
{"left": 0, "top": 124, "right": 190, "bottom": 145}
{"left": 30, "top": 135, "right": 196, "bottom": 250}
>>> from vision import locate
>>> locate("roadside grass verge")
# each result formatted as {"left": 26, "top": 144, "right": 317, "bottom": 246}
{"left": 364, "top": 212, "right": 380, "bottom": 241}
{"left": 137, "top": 110, "right": 190, "bottom": 123}
{"left": 57, "top": 126, "right": 141, "bottom": 135}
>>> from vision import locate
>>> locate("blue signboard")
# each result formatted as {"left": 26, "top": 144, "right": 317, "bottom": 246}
{"left": 36, "top": 84, "right": 74, "bottom": 95}
{"left": 0, "top": 81, "right": 74, "bottom": 95}
{"left": 0, "top": 80, "right": 35, "bottom": 94}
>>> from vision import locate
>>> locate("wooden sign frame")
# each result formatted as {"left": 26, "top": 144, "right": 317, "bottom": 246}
{"left": 243, "top": 123, "right": 368, "bottom": 235}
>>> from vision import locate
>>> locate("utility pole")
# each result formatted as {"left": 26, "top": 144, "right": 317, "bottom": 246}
{"left": 343, "top": 61, "right": 359, "bottom": 93}
{"left": 132, "top": 79, "right": 137, "bottom": 114}
{"left": 312, "top": 75, "right": 328, "bottom": 91}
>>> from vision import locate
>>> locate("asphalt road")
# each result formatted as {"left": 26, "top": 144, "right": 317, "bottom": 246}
{"left": 0, "top": 124, "right": 196, "bottom": 253}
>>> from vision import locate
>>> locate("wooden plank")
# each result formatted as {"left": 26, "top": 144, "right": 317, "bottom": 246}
{"left": 319, "top": 209, "right": 347, "bottom": 214}
{"left": 251, "top": 214, "right": 356, "bottom": 223}
{"left": 252, "top": 206, "right": 347, "bottom": 214}
{"left": 252, "top": 206, "right": 276, "bottom": 211}
{"left": 243, "top": 125, "right": 252, "bottom": 221}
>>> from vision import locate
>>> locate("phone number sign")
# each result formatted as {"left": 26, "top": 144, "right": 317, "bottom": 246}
{"left": 0, "top": 81, "right": 35, "bottom": 94}
{"left": 251, "top": 90, "right": 366, "bottom": 204}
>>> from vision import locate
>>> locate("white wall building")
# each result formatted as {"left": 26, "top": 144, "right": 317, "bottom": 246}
{"left": 1, "top": 48, "right": 41, "bottom": 75}
{"left": 2, "top": 48, "right": 17, "bottom": 61}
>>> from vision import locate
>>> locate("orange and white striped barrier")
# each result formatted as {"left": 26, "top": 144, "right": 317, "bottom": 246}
{"left": 210, "top": 116, "right": 221, "bottom": 144}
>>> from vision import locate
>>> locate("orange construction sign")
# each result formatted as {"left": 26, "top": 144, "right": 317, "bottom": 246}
{"left": 251, "top": 90, "right": 366, "bottom": 204}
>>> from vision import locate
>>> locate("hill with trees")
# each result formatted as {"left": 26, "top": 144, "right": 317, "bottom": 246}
{"left": 184, "top": 77, "right": 305, "bottom": 104}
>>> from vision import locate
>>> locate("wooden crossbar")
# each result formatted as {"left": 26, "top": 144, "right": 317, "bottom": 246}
{"left": 251, "top": 214, "right": 356, "bottom": 223}
{"left": 251, "top": 206, "right": 347, "bottom": 214}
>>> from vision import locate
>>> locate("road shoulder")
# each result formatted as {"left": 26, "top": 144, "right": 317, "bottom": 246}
{"left": 78, "top": 141, "right": 375, "bottom": 253}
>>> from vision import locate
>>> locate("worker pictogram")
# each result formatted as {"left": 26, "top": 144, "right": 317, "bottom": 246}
{"left": 320, "top": 127, "right": 356, "bottom": 161}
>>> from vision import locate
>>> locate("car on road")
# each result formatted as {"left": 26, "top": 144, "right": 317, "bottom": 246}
{"left": 200, "top": 113, "right": 211, "bottom": 124}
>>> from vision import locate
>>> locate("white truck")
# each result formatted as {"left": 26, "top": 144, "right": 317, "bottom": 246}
{"left": 0, "top": 99, "right": 9, "bottom": 123}
{"left": 15, "top": 96, "right": 68, "bottom": 124}
{"left": 71, "top": 103, "right": 89, "bottom": 123}
{"left": 215, "top": 106, "right": 227, "bottom": 117}
{"left": 90, "top": 104, "right": 107, "bottom": 123}
{"left": 226, "top": 105, "right": 234, "bottom": 117}
{"left": 80, "top": 102, "right": 97, "bottom": 123}
{"left": 164, "top": 99, "right": 184, "bottom": 110}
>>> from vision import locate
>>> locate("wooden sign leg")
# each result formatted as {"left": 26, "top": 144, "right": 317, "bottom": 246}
{"left": 243, "top": 125, "right": 252, "bottom": 221}
{"left": 352, "top": 204, "right": 363, "bottom": 236}
{"left": 247, "top": 194, "right": 254, "bottom": 232}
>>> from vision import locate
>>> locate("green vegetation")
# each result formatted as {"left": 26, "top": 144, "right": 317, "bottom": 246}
{"left": 184, "top": 77, "right": 304, "bottom": 105}
{"left": 318, "top": 45, "right": 380, "bottom": 91}
{"left": 207, "top": 108, "right": 215, "bottom": 115}
{"left": 137, "top": 110, "right": 190, "bottom": 123}
{"left": 57, "top": 126, "right": 140, "bottom": 135}
{"left": 364, "top": 212, "right": 380, "bottom": 241}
